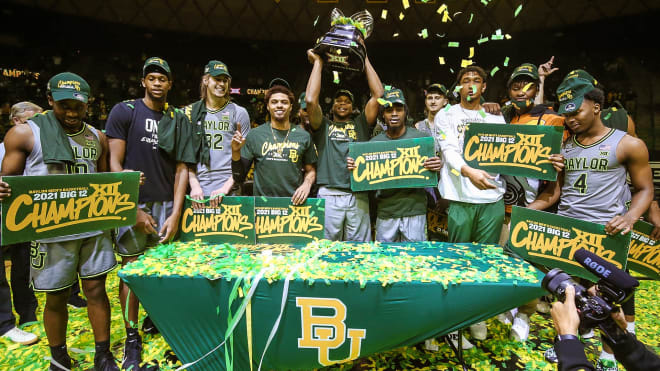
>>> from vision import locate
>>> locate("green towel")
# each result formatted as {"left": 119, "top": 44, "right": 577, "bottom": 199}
{"left": 29, "top": 110, "right": 75, "bottom": 164}
{"left": 157, "top": 103, "right": 198, "bottom": 165}
{"left": 182, "top": 99, "right": 210, "bottom": 166}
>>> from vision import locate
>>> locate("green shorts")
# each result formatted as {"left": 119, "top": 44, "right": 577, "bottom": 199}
{"left": 447, "top": 199, "right": 505, "bottom": 244}
{"left": 30, "top": 230, "right": 117, "bottom": 292}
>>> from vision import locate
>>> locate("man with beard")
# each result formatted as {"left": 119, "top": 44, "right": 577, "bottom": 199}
{"left": 231, "top": 83, "right": 317, "bottom": 204}
{"left": 347, "top": 88, "right": 442, "bottom": 242}
{"left": 0, "top": 73, "right": 119, "bottom": 370}
{"left": 184, "top": 60, "right": 250, "bottom": 208}
{"left": 106, "top": 57, "right": 195, "bottom": 370}
{"left": 304, "top": 48, "right": 383, "bottom": 241}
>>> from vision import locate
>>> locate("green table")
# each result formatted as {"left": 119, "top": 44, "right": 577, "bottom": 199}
{"left": 119, "top": 240, "right": 545, "bottom": 370}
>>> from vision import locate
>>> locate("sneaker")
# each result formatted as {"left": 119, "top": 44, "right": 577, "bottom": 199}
{"left": 1, "top": 326, "right": 39, "bottom": 345}
{"left": 68, "top": 295, "right": 88, "bottom": 308}
{"left": 447, "top": 331, "right": 474, "bottom": 350}
{"left": 544, "top": 346, "right": 558, "bottom": 363}
{"left": 95, "top": 350, "right": 120, "bottom": 371}
{"left": 141, "top": 316, "right": 159, "bottom": 335}
{"left": 424, "top": 338, "right": 439, "bottom": 351}
{"left": 536, "top": 301, "right": 551, "bottom": 314}
{"left": 122, "top": 335, "right": 143, "bottom": 370}
{"left": 510, "top": 313, "right": 530, "bottom": 342}
{"left": 596, "top": 358, "right": 619, "bottom": 371}
{"left": 496, "top": 308, "right": 517, "bottom": 325}
{"left": 49, "top": 353, "right": 72, "bottom": 371}
{"left": 469, "top": 321, "right": 487, "bottom": 340}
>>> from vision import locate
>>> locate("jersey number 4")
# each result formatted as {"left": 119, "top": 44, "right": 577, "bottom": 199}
{"left": 205, "top": 133, "right": 224, "bottom": 150}
{"left": 573, "top": 173, "right": 588, "bottom": 194}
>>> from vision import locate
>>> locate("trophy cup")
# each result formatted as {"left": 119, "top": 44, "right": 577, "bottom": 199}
{"left": 313, "top": 8, "right": 374, "bottom": 73}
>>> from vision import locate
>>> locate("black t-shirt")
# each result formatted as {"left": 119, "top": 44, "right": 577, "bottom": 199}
{"left": 105, "top": 99, "right": 176, "bottom": 202}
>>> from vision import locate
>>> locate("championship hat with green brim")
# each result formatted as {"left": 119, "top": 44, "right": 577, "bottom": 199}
{"left": 556, "top": 78, "right": 595, "bottom": 114}
{"left": 334, "top": 89, "right": 354, "bottom": 103}
{"left": 143, "top": 57, "right": 171, "bottom": 78}
{"left": 378, "top": 88, "right": 406, "bottom": 107}
{"left": 204, "top": 60, "right": 231, "bottom": 78}
{"left": 47, "top": 72, "right": 90, "bottom": 103}
{"left": 564, "top": 69, "right": 598, "bottom": 87}
{"left": 298, "top": 92, "right": 307, "bottom": 110}
{"left": 269, "top": 77, "right": 291, "bottom": 90}
{"left": 425, "top": 83, "right": 448, "bottom": 96}
{"left": 507, "top": 63, "right": 539, "bottom": 86}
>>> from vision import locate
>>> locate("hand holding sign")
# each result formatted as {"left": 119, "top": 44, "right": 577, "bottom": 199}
{"left": 190, "top": 183, "right": 205, "bottom": 209}
{"left": 423, "top": 156, "right": 443, "bottom": 172}
{"left": 605, "top": 214, "right": 636, "bottom": 235}
{"left": 0, "top": 179, "right": 11, "bottom": 201}
{"left": 549, "top": 154, "right": 565, "bottom": 173}
{"left": 136, "top": 208, "right": 158, "bottom": 236}
{"left": 463, "top": 166, "right": 497, "bottom": 190}
{"left": 346, "top": 156, "right": 356, "bottom": 171}
{"left": 292, "top": 182, "right": 311, "bottom": 205}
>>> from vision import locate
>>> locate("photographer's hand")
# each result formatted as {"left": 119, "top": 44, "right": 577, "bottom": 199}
{"left": 551, "top": 285, "right": 580, "bottom": 336}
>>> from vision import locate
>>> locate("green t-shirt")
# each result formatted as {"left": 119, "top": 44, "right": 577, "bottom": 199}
{"left": 312, "top": 113, "right": 370, "bottom": 190}
{"left": 371, "top": 127, "right": 429, "bottom": 219}
{"left": 241, "top": 123, "right": 317, "bottom": 197}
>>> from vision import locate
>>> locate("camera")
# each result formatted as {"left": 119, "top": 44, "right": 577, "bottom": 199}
{"left": 541, "top": 248, "right": 639, "bottom": 344}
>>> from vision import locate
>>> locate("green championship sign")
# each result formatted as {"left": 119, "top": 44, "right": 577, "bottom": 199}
{"left": 349, "top": 137, "right": 437, "bottom": 191}
{"left": 180, "top": 197, "right": 256, "bottom": 244}
{"left": 255, "top": 197, "right": 325, "bottom": 244}
{"left": 1, "top": 172, "right": 139, "bottom": 245}
{"left": 508, "top": 206, "right": 631, "bottom": 281}
{"left": 629, "top": 221, "right": 660, "bottom": 280}
{"left": 463, "top": 123, "right": 563, "bottom": 181}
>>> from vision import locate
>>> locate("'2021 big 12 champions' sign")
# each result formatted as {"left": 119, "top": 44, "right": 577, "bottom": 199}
{"left": 255, "top": 197, "right": 325, "bottom": 244}
{"left": 349, "top": 137, "right": 437, "bottom": 191}
{"left": 179, "top": 197, "right": 256, "bottom": 244}
{"left": 463, "top": 123, "right": 564, "bottom": 181}
{"left": 1, "top": 172, "right": 140, "bottom": 245}
{"left": 629, "top": 221, "right": 660, "bottom": 280}
{"left": 508, "top": 206, "right": 630, "bottom": 282}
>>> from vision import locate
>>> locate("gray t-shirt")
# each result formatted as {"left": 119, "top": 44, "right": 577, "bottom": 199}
{"left": 196, "top": 103, "right": 250, "bottom": 194}
{"left": 558, "top": 129, "right": 628, "bottom": 224}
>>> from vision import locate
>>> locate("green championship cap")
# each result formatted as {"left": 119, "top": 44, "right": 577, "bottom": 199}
{"left": 269, "top": 77, "right": 291, "bottom": 90}
{"left": 204, "top": 60, "right": 231, "bottom": 78}
{"left": 426, "top": 83, "right": 448, "bottom": 96}
{"left": 47, "top": 72, "right": 90, "bottom": 103}
{"left": 143, "top": 57, "right": 171, "bottom": 78}
{"left": 556, "top": 78, "right": 595, "bottom": 114}
{"left": 564, "top": 69, "right": 598, "bottom": 87}
{"left": 298, "top": 92, "right": 307, "bottom": 110}
{"left": 378, "top": 88, "right": 406, "bottom": 107}
{"left": 334, "top": 89, "right": 354, "bottom": 103}
{"left": 507, "top": 63, "right": 539, "bottom": 86}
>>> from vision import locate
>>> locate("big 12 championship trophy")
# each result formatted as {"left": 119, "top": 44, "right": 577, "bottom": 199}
{"left": 313, "top": 8, "right": 374, "bottom": 74}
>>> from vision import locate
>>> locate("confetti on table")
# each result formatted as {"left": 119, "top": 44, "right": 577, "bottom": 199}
{"left": 490, "top": 66, "right": 500, "bottom": 76}
{"left": 514, "top": 4, "right": 523, "bottom": 17}
{"left": 469, "top": 47, "right": 475, "bottom": 58}
{"left": 402, "top": 0, "right": 410, "bottom": 10}
{"left": 448, "top": 41, "right": 460, "bottom": 47}
{"left": 461, "top": 59, "right": 474, "bottom": 68}
{"left": 399, "top": 12, "right": 405, "bottom": 20}
{"left": 333, "top": 71, "right": 340, "bottom": 84}
{"left": 419, "top": 28, "right": 429, "bottom": 39}
{"left": 503, "top": 56, "right": 510, "bottom": 66}
{"left": 438, "top": 57, "right": 446, "bottom": 65}
{"left": 381, "top": 9, "right": 388, "bottom": 19}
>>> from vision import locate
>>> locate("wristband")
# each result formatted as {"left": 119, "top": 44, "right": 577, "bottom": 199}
{"left": 555, "top": 334, "right": 579, "bottom": 342}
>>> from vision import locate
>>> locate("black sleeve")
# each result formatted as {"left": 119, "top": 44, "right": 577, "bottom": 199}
{"left": 104, "top": 103, "right": 132, "bottom": 140}
{"left": 556, "top": 339, "right": 596, "bottom": 371}
{"left": 609, "top": 332, "right": 660, "bottom": 371}
{"left": 232, "top": 157, "right": 253, "bottom": 184}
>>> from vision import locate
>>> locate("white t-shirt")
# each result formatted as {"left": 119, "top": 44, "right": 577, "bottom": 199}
{"left": 434, "top": 104, "right": 506, "bottom": 203}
